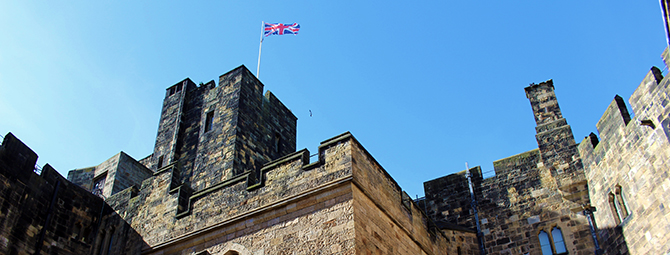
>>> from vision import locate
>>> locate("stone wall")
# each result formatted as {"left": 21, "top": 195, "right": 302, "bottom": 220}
{"left": 423, "top": 167, "right": 483, "bottom": 229}
{"left": 0, "top": 133, "right": 145, "bottom": 255}
{"left": 424, "top": 81, "right": 597, "bottom": 255}
{"left": 578, "top": 65, "right": 670, "bottom": 254}
{"left": 351, "top": 137, "right": 477, "bottom": 255}
{"left": 147, "top": 65, "right": 296, "bottom": 194}
{"left": 67, "top": 151, "right": 152, "bottom": 198}
{"left": 112, "top": 132, "right": 352, "bottom": 250}
{"left": 101, "top": 131, "right": 467, "bottom": 254}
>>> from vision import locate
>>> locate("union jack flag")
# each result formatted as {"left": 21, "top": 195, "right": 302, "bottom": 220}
{"left": 264, "top": 22, "right": 300, "bottom": 37}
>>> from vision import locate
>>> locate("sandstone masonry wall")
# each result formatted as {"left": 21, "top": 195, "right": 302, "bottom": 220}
{"left": 578, "top": 65, "right": 670, "bottom": 254}
{"left": 424, "top": 81, "right": 597, "bottom": 255}
{"left": 0, "top": 133, "right": 145, "bottom": 255}
{"left": 350, "top": 138, "right": 472, "bottom": 254}
{"left": 116, "top": 132, "right": 353, "bottom": 250}
{"left": 67, "top": 151, "right": 152, "bottom": 198}
{"left": 148, "top": 66, "right": 296, "bottom": 194}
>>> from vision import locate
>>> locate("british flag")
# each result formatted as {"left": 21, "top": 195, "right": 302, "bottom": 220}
{"left": 264, "top": 22, "right": 300, "bottom": 37}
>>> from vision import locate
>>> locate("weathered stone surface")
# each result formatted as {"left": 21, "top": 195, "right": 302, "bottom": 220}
{"left": 0, "top": 136, "right": 145, "bottom": 255}
{"left": 425, "top": 80, "right": 596, "bottom": 255}
{"left": 579, "top": 64, "right": 670, "bottom": 255}
{"left": 68, "top": 151, "right": 152, "bottom": 198}
{"left": 149, "top": 66, "right": 297, "bottom": 193}
{"left": 8, "top": 52, "right": 670, "bottom": 255}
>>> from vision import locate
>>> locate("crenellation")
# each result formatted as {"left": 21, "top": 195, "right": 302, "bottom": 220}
{"left": 596, "top": 96, "right": 632, "bottom": 144}
{"left": 0, "top": 136, "right": 147, "bottom": 254}
{"left": 5, "top": 45, "right": 670, "bottom": 253}
{"left": 577, "top": 49, "right": 670, "bottom": 255}
{"left": 424, "top": 80, "right": 597, "bottom": 255}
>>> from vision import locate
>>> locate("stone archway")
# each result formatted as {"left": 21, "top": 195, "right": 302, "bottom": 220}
{"left": 219, "top": 243, "right": 254, "bottom": 255}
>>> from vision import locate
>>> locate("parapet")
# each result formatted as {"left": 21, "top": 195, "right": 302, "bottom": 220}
{"left": 0, "top": 132, "right": 38, "bottom": 182}
{"left": 111, "top": 131, "right": 454, "bottom": 253}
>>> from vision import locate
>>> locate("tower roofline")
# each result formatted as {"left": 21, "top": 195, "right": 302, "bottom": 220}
{"left": 524, "top": 79, "right": 554, "bottom": 94}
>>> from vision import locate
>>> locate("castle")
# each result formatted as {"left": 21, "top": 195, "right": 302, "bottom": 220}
{"left": 1, "top": 49, "right": 670, "bottom": 255}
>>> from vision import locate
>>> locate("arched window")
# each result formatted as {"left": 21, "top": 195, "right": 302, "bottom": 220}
{"left": 538, "top": 228, "right": 568, "bottom": 255}
{"left": 609, "top": 192, "right": 621, "bottom": 225}
{"left": 539, "top": 231, "right": 552, "bottom": 255}
{"left": 551, "top": 227, "right": 567, "bottom": 254}
{"left": 615, "top": 185, "right": 629, "bottom": 219}
{"left": 223, "top": 251, "right": 239, "bottom": 255}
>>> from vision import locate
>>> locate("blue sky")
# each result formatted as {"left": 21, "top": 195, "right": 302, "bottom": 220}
{"left": 0, "top": 1, "right": 667, "bottom": 198}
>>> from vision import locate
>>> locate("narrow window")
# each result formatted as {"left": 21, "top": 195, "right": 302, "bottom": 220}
{"left": 609, "top": 193, "right": 621, "bottom": 225}
{"left": 274, "top": 132, "right": 281, "bottom": 153}
{"left": 93, "top": 174, "right": 107, "bottom": 197}
{"left": 157, "top": 155, "right": 164, "bottom": 169}
{"left": 615, "top": 185, "right": 629, "bottom": 219}
{"left": 204, "top": 111, "right": 214, "bottom": 132}
{"left": 539, "top": 231, "right": 552, "bottom": 255}
{"left": 551, "top": 227, "right": 567, "bottom": 254}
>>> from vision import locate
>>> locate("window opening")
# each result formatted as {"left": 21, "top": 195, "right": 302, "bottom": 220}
{"left": 551, "top": 227, "right": 567, "bottom": 254}
{"left": 615, "top": 185, "right": 629, "bottom": 219}
{"left": 157, "top": 155, "right": 164, "bottom": 169}
{"left": 609, "top": 193, "right": 621, "bottom": 224}
{"left": 274, "top": 132, "right": 281, "bottom": 153}
{"left": 205, "top": 111, "right": 214, "bottom": 132}
{"left": 539, "top": 231, "right": 552, "bottom": 255}
{"left": 93, "top": 174, "right": 107, "bottom": 197}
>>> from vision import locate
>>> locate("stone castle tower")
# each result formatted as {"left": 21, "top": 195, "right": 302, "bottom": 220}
{"left": 149, "top": 66, "right": 296, "bottom": 192}
{"left": 423, "top": 80, "right": 596, "bottom": 255}
{"left": 2, "top": 51, "right": 670, "bottom": 254}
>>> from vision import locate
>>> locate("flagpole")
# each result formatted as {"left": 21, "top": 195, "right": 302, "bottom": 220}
{"left": 257, "top": 21, "right": 264, "bottom": 79}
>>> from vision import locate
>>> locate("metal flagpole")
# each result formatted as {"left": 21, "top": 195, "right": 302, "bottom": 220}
{"left": 257, "top": 21, "right": 264, "bottom": 79}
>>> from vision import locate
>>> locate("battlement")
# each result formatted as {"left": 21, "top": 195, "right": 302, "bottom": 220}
{"left": 149, "top": 65, "right": 297, "bottom": 194}
{"left": 0, "top": 133, "right": 147, "bottom": 254}
{"left": 579, "top": 65, "right": 668, "bottom": 160}
{"left": 101, "top": 131, "right": 472, "bottom": 253}
{"left": 575, "top": 48, "right": 670, "bottom": 254}
{"left": 0, "top": 133, "right": 38, "bottom": 182}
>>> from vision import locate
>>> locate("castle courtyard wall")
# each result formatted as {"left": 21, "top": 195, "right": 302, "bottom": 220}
{"left": 578, "top": 66, "right": 670, "bottom": 254}
{"left": 0, "top": 133, "right": 145, "bottom": 255}
{"left": 423, "top": 81, "right": 597, "bottom": 255}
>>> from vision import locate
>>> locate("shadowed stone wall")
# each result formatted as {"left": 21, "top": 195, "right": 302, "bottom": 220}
{"left": 424, "top": 81, "right": 597, "bottom": 255}
{"left": 111, "top": 133, "right": 463, "bottom": 255}
{"left": 0, "top": 133, "right": 145, "bottom": 255}
{"left": 148, "top": 66, "right": 296, "bottom": 194}
{"left": 68, "top": 151, "right": 152, "bottom": 198}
